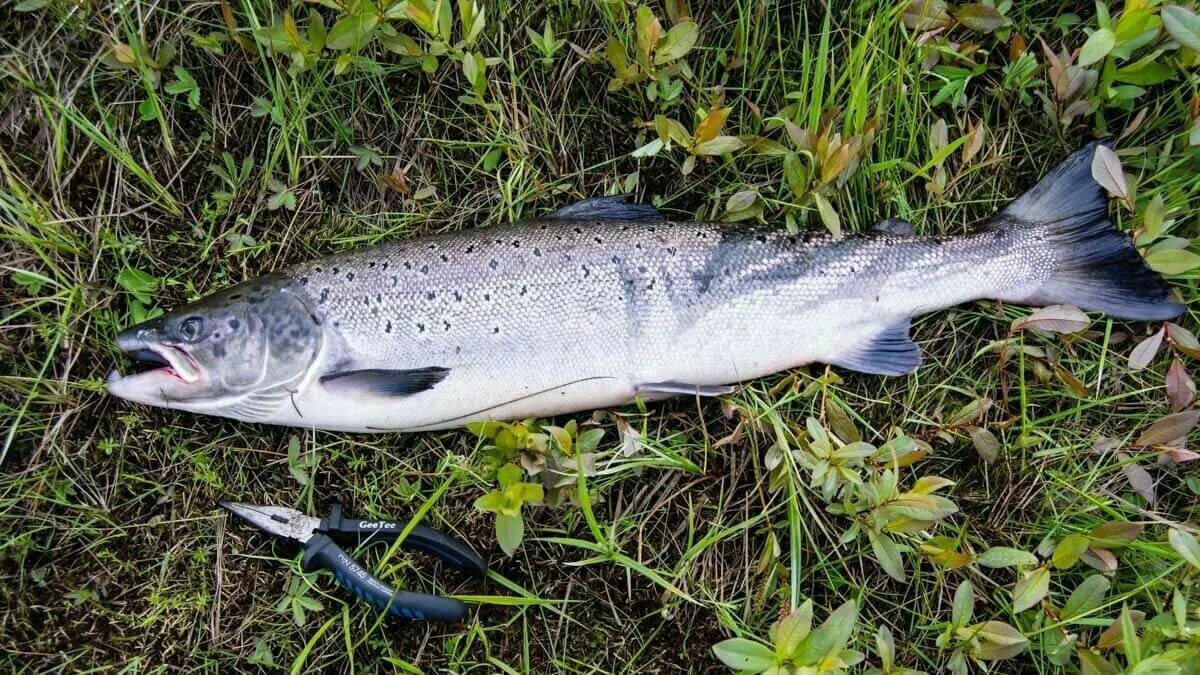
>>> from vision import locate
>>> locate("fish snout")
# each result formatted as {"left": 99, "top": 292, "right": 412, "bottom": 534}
{"left": 116, "top": 318, "right": 165, "bottom": 352}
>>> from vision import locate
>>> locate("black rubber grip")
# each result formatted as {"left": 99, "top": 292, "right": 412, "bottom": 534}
{"left": 300, "top": 533, "right": 468, "bottom": 621}
{"left": 321, "top": 505, "right": 487, "bottom": 577}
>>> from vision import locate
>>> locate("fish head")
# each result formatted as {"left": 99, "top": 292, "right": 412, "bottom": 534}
{"left": 106, "top": 279, "right": 322, "bottom": 415}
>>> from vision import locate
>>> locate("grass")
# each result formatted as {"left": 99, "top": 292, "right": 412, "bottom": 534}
{"left": 2, "top": 0, "right": 1200, "bottom": 672}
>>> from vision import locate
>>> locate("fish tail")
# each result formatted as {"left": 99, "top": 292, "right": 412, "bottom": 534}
{"left": 996, "top": 141, "right": 1183, "bottom": 321}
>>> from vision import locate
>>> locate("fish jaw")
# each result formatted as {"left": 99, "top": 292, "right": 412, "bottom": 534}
{"left": 106, "top": 329, "right": 204, "bottom": 406}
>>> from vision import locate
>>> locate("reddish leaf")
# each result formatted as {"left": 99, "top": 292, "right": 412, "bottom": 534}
{"left": 1117, "top": 452, "right": 1155, "bottom": 505}
{"left": 1166, "top": 322, "right": 1200, "bottom": 359}
{"left": 1091, "top": 145, "right": 1128, "bottom": 203}
{"left": 1080, "top": 547, "right": 1118, "bottom": 573}
{"left": 1135, "top": 410, "right": 1200, "bottom": 447}
{"left": 1127, "top": 327, "right": 1164, "bottom": 370}
{"left": 1088, "top": 521, "right": 1142, "bottom": 549}
{"left": 1012, "top": 305, "right": 1090, "bottom": 334}
{"left": 1166, "top": 359, "right": 1195, "bottom": 412}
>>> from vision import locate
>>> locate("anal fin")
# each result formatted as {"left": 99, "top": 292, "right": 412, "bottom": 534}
{"left": 828, "top": 319, "right": 922, "bottom": 376}
{"left": 636, "top": 381, "right": 737, "bottom": 397}
{"left": 320, "top": 366, "right": 450, "bottom": 397}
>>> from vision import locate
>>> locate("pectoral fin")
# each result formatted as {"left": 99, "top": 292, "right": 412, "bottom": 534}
{"left": 875, "top": 218, "right": 915, "bottom": 236}
{"left": 829, "top": 320, "right": 922, "bottom": 376}
{"left": 549, "top": 195, "right": 664, "bottom": 221}
{"left": 320, "top": 367, "right": 450, "bottom": 397}
{"left": 636, "top": 381, "right": 737, "bottom": 397}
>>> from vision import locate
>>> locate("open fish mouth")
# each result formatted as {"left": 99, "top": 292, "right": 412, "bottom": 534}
{"left": 108, "top": 339, "right": 201, "bottom": 386}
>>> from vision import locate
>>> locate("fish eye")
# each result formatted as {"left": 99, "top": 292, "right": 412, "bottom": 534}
{"left": 179, "top": 317, "right": 204, "bottom": 341}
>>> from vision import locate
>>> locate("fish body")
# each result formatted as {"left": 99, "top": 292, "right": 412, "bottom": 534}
{"left": 106, "top": 143, "right": 1182, "bottom": 431}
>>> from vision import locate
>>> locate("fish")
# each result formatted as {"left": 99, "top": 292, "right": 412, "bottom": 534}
{"left": 106, "top": 142, "right": 1182, "bottom": 432}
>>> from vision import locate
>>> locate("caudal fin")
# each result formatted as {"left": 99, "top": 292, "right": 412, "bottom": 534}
{"left": 997, "top": 141, "right": 1183, "bottom": 321}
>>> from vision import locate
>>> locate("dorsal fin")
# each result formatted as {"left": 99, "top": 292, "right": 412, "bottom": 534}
{"left": 828, "top": 319, "right": 922, "bottom": 376}
{"left": 548, "top": 195, "right": 664, "bottom": 221}
{"left": 875, "top": 218, "right": 915, "bottom": 236}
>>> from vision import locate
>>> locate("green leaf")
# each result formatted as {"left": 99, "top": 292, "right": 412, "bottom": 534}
{"left": 773, "top": 600, "right": 812, "bottom": 660}
{"left": 1163, "top": 6, "right": 1200, "bottom": 53}
{"left": 1168, "top": 528, "right": 1200, "bottom": 569}
{"left": 326, "top": 11, "right": 379, "bottom": 51}
{"left": 1011, "top": 566, "right": 1050, "bottom": 612}
{"left": 496, "top": 512, "right": 524, "bottom": 556}
{"left": 1052, "top": 533, "right": 1090, "bottom": 569}
{"left": 631, "top": 138, "right": 663, "bottom": 158}
{"left": 812, "top": 192, "right": 841, "bottom": 239}
{"left": 711, "top": 638, "right": 775, "bottom": 672}
{"left": 1145, "top": 248, "right": 1200, "bottom": 275}
{"left": 873, "top": 530, "right": 907, "bottom": 578}
{"left": 975, "top": 546, "right": 1036, "bottom": 568}
{"left": 693, "top": 135, "right": 744, "bottom": 156}
{"left": 14, "top": 0, "right": 51, "bottom": 10}
{"left": 1062, "top": 575, "right": 1110, "bottom": 619}
{"left": 497, "top": 462, "right": 523, "bottom": 488}
{"left": 795, "top": 600, "right": 857, "bottom": 664}
{"left": 952, "top": 580, "right": 974, "bottom": 628}
{"left": 1078, "top": 29, "right": 1115, "bottom": 67}
{"left": 654, "top": 21, "right": 698, "bottom": 64}
{"left": 473, "top": 490, "right": 505, "bottom": 513}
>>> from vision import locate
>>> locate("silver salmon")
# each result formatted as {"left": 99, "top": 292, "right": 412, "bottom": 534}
{"left": 106, "top": 143, "right": 1181, "bottom": 432}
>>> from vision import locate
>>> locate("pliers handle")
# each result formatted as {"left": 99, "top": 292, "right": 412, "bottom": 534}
{"left": 304, "top": 504, "right": 487, "bottom": 622}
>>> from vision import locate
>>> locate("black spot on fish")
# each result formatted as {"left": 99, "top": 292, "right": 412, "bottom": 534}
{"left": 332, "top": 267, "right": 339, "bottom": 274}
{"left": 512, "top": 240, "right": 520, "bottom": 248}
{"left": 441, "top": 253, "right": 449, "bottom": 262}
{"left": 229, "top": 319, "right": 240, "bottom": 330}
{"left": 333, "top": 320, "right": 340, "bottom": 328}
{"left": 489, "top": 259, "right": 498, "bottom": 270}
{"left": 300, "top": 277, "right": 309, "bottom": 285}
{"left": 382, "top": 262, "right": 388, "bottom": 270}
{"left": 595, "top": 237, "right": 603, "bottom": 244}
{"left": 667, "top": 247, "right": 676, "bottom": 256}
{"left": 320, "top": 289, "right": 329, "bottom": 303}
{"left": 364, "top": 297, "right": 370, "bottom": 306}
{"left": 385, "top": 321, "right": 392, "bottom": 333}
{"left": 420, "top": 265, "right": 428, "bottom": 274}
{"left": 573, "top": 227, "right": 582, "bottom": 235}
{"left": 533, "top": 247, "right": 541, "bottom": 257}
{"left": 391, "top": 276, "right": 398, "bottom": 286}
{"left": 314, "top": 266, "right": 323, "bottom": 273}
{"left": 426, "top": 291, "right": 435, "bottom": 300}
{"left": 495, "top": 239, "right": 503, "bottom": 245}
{"left": 417, "top": 323, "right": 425, "bottom": 332}
{"left": 520, "top": 285, "right": 527, "bottom": 295}
{"left": 213, "top": 332, "right": 221, "bottom": 339}
{"left": 404, "top": 262, "right": 412, "bottom": 270}
{"left": 555, "top": 235, "right": 562, "bottom": 241}
{"left": 443, "top": 321, "right": 451, "bottom": 331}
{"left": 635, "top": 242, "right": 642, "bottom": 250}
{"left": 375, "top": 294, "right": 381, "bottom": 302}
{"left": 611, "top": 255, "right": 620, "bottom": 264}
{"left": 368, "top": 262, "right": 375, "bottom": 268}
{"left": 756, "top": 234, "right": 767, "bottom": 243}
{"left": 346, "top": 272, "right": 354, "bottom": 281}
{"left": 484, "top": 293, "right": 491, "bottom": 301}
{"left": 454, "top": 291, "right": 462, "bottom": 302}
{"left": 620, "top": 225, "right": 628, "bottom": 232}
{"left": 564, "top": 253, "right": 572, "bottom": 262}
{"left": 466, "top": 244, "right": 475, "bottom": 253}
{"left": 428, "top": 243, "right": 436, "bottom": 250}
{"left": 581, "top": 265, "right": 590, "bottom": 278}
{"left": 493, "top": 327, "right": 500, "bottom": 334}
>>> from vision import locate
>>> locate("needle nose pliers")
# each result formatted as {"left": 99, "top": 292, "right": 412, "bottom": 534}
{"left": 220, "top": 501, "right": 487, "bottom": 621}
